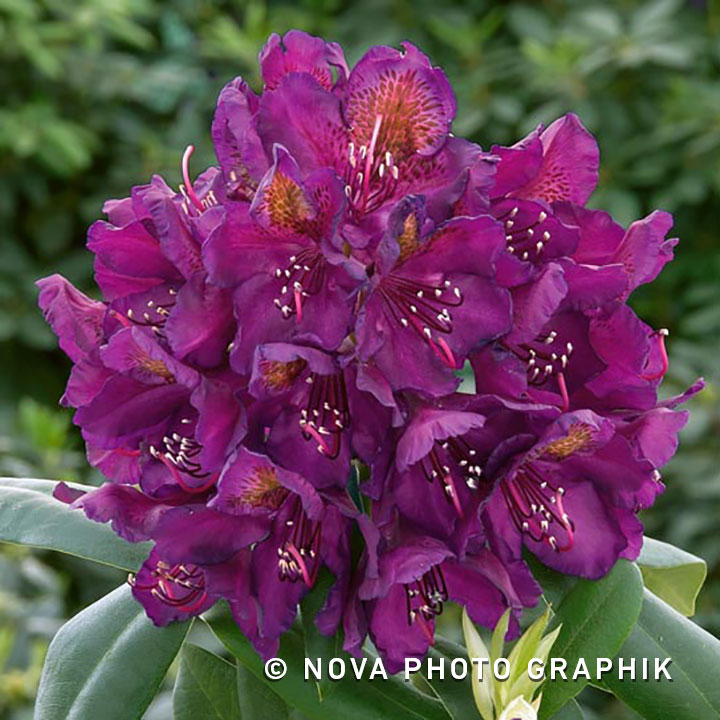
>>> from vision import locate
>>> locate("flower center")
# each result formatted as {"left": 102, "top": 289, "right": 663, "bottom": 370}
{"left": 379, "top": 274, "right": 463, "bottom": 368}
{"left": 417, "top": 437, "right": 483, "bottom": 516}
{"left": 503, "top": 329, "right": 573, "bottom": 410}
{"left": 502, "top": 463, "right": 574, "bottom": 552}
{"left": 129, "top": 560, "right": 208, "bottom": 613}
{"left": 299, "top": 371, "right": 350, "bottom": 459}
{"left": 405, "top": 566, "right": 448, "bottom": 632}
{"left": 277, "top": 498, "right": 321, "bottom": 587}
{"left": 259, "top": 357, "right": 307, "bottom": 392}
{"left": 149, "top": 422, "right": 218, "bottom": 494}
{"left": 493, "top": 201, "right": 552, "bottom": 261}
{"left": 234, "top": 465, "right": 289, "bottom": 511}
{"left": 273, "top": 247, "right": 326, "bottom": 323}
{"left": 124, "top": 287, "right": 178, "bottom": 335}
{"left": 344, "top": 115, "right": 400, "bottom": 218}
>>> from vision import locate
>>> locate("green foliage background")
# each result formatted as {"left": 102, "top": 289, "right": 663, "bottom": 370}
{"left": 0, "top": 0, "right": 718, "bottom": 717}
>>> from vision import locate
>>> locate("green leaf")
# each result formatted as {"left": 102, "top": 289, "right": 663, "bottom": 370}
{"left": 236, "top": 664, "right": 290, "bottom": 720}
{"left": 35, "top": 585, "right": 189, "bottom": 720}
{"left": 0, "top": 477, "right": 150, "bottom": 571}
{"left": 549, "top": 698, "right": 584, "bottom": 719}
{"left": 637, "top": 537, "right": 707, "bottom": 616}
{"left": 603, "top": 589, "right": 720, "bottom": 719}
{"left": 205, "top": 602, "right": 450, "bottom": 720}
{"left": 422, "top": 636, "right": 481, "bottom": 720}
{"left": 173, "top": 644, "right": 241, "bottom": 720}
{"left": 539, "top": 560, "right": 643, "bottom": 719}
{"left": 462, "top": 608, "right": 493, "bottom": 720}
{"left": 300, "top": 567, "right": 344, "bottom": 701}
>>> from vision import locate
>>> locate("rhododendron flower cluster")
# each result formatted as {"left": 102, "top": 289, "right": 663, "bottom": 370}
{"left": 38, "top": 30, "right": 701, "bottom": 673}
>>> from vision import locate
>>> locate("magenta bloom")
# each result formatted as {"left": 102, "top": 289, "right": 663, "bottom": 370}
{"left": 37, "top": 29, "right": 700, "bottom": 672}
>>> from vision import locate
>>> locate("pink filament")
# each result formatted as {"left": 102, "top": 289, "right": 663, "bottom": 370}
{"left": 362, "top": 115, "right": 383, "bottom": 203}
{"left": 551, "top": 492, "right": 574, "bottom": 552}
{"left": 294, "top": 288, "right": 303, "bottom": 323}
{"left": 641, "top": 331, "right": 669, "bottom": 381}
{"left": 158, "top": 454, "right": 217, "bottom": 495}
{"left": 286, "top": 543, "right": 316, "bottom": 588}
{"left": 443, "top": 474, "right": 464, "bottom": 518}
{"left": 181, "top": 145, "right": 204, "bottom": 212}
{"left": 109, "top": 309, "right": 132, "bottom": 328}
{"left": 415, "top": 614, "right": 435, "bottom": 645}
{"left": 436, "top": 337, "right": 457, "bottom": 369}
{"left": 303, "top": 423, "right": 334, "bottom": 456}
{"left": 112, "top": 448, "right": 141, "bottom": 458}
{"left": 556, "top": 372, "right": 570, "bottom": 412}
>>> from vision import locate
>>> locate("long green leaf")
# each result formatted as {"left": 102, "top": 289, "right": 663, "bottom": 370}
{"left": 0, "top": 477, "right": 150, "bottom": 571}
{"left": 173, "top": 644, "right": 241, "bottom": 720}
{"left": 300, "top": 568, "right": 345, "bottom": 702}
{"left": 422, "top": 636, "right": 481, "bottom": 720}
{"left": 549, "top": 698, "right": 584, "bottom": 719}
{"left": 539, "top": 560, "right": 643, "bottom": 719}
{"left": 236, "top": 664, "right": 290, "bottom": 720}
{"left": 205, "top": 602, "right": 450, "bottom": 720}
{"left": 603, "top": 590, "right": 720, "bottom": 719}
{"left": 637, "top": 537, "right": 707, "bottom": 616}
{"left": 35, "top": 584, "right": 189, "bottom": 720}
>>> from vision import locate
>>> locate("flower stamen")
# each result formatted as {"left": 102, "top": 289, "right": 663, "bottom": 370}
{"left": 641, "top": 328, "right": 669, "bottom": 381}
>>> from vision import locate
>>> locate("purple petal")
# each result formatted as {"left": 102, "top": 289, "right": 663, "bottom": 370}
{"left": 36, "top": 275, "right": 106, "bottom": 362}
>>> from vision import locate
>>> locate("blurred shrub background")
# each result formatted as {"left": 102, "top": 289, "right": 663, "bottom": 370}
{"left": 0, "top": 0, "right": 718, "bottom": 717}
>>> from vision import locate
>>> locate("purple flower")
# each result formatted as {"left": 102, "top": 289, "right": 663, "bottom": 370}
{"left": 89, "top": 157, "right": 235, "bottom": 371}
{"left": 472, "top": 268, "right": 667, "bottom": 414}
{"left": 36, "top": 30, "right": 701, "bottom": 673}
{"left": 204, "top": 146, "right": 360, "bottom": 373}
{"left": 355, "top": 197, "right": 511, "bottom": 396}
{"left": 247, "top": 342, "right": 392, "bottom": 488}
{"left": 207, "top": 447, "right": 358, "bottom": 657}
{"left": 253, "top": 36, "right": 488, "bottom": 238}
{"left": 476, "top": 405, "right": 691, "bottom": 579}
{"left": 346, "top": 521, "right": 540, "bottom": 673}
